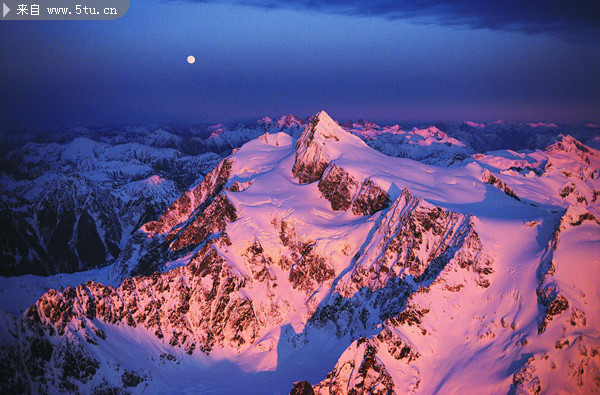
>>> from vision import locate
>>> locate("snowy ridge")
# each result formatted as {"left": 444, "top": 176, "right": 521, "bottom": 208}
{"left": 311, "top": 209, "right": 599, "bottom": 393}
{"left": 349, "top": 123, "right": 471, "bottom": 166}
{"left": 1, "top": 111, "right": 599, "bottom": 393}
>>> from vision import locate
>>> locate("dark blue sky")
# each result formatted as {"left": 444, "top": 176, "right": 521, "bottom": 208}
{"left": 1, "top": 0, "right": 599, "bottom": 125}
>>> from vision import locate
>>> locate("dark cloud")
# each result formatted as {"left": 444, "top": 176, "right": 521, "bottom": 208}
{"left": 196, "top": 0, "right": 600, "bottom": 40}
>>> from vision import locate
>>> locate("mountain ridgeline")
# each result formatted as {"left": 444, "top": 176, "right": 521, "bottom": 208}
{"left": 1, "top": 111, "right": 599, "bottom": 393}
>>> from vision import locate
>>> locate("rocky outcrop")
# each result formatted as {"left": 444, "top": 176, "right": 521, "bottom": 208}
{"left": 26, "top": 241, "right": 258, "bottom": 356}
{"left": 304, "top": 188, "right": 493, "bottom": 345}
{"left": 351, "top": 179, "right": 390, "bottom": 216}
{"left": 482, "top": 170, "right": 520, "bottom": 201}
{"left": 292, "top": 112, "right": 336, "bottom": 184}
{"left": 511, "top": 356, "right": 542, "bottom": 394}
{"left": 288, "top": 243, "right": 335, "bottom": 293}
{"left": 546, "top": 135, "right": 600, "bottom": 181}
{"left": 318, "top": 164, "right": 358, "bottom": 211}
{"left": 546, "top": 135, "right": 596, "bottom": 160}
{"left": 271, "top": 218, "right": 335, "bottom": 294}
{"left": 169, "top": 194, "right": 237, "bottom": 252}
{"left": 306, "top": 210, "right": 496, "bottom": 393}
{"left": 143, "top": 158, "right": 233, "bottom": 236}
{"left": 290, "top": 381, "right": 315, "bottom": 395}
{"left": 314, "top": 340, "right": 395, "bottom": 394}
{"left": 115, "top": 191, "right": 237, "bottom": 279}
{"left": 535, "top": 214, "right": 566, "bottom": 334}
{"left": 537, "top": 289, "right": 569, "bottom": 334}
{"left": 114, "top": 158, "right": 235, "bottom": 279}
{"left": 292, "top": 111, "right": 363, "bottom": 184}
{"left": 336, "top": 189, "right": 489, "bottom": 299}
{"left": 318, "top": 163, "right": 390, "bottom": 216}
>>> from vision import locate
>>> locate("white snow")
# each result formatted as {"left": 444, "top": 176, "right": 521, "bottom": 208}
{"left": 1, "top": 111, "right": 599, "bottom": 393}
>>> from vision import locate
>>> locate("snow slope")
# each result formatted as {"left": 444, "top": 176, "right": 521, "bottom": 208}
{"left": 1, "top": 111, "right": 599, "bottom": 394}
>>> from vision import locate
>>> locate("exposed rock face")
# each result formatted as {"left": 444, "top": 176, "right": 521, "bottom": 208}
{"left": 290, "top": 381, "right": 315, "bottom": 395}
{"left": 558, "top": 182, "right": 590, "bottom": 205}
{"left": 512, "top": 357, "right": 542, "bottom": 394}
{"left": 271, "top": 217, "right": 335, "bottom": 294}
{"left": 112, "top": 158, "right": 235, "bottom": 279}
{"left": 351, "top": 179, "right": 390, "bottom": 216}
{"left": 288, "top": 242, "right": 335, "bottom": 293}
{"left": 228, "top": 179, "right": 253, "bottom": 192}
{"left": 117, "top": 192, "right": 237, "bottom": 279}
{"left": 292, "top": 111, "right": 350, "bottom": 184}
{"left": 336, "top": 189, "right": 491, "bottom": 299}
{"left": 303, "top": 190, "right": 493, "bottom": 344}
{"left": 318, "top": 163, "right": 390, "bottom": 216}
{"left": 143, "top": 158, "right": 233, "bottom": 236}
{"left": 314, "top": 340, "right": 395, "bottom": 394}
{"left": 482, "top": 170, "right": 520, "bottom": 200}
{"left": 26, "top": 241, "right": 258, "bottom": 356}
{"left": 535, "top": 214, "right": 565, "bottom": 335}
{"left": 546, "top": 134, "right": 597, "bottom": 161}
{"left": 318, "top": 164, "right": 358, "bottom": 211}
{"left": 308, "top": 241, "right": 495, "bottom": 394}
{"left": 537, "top": 290, "right": 569, "bottom": 334}
{"left": 472, "top": 134, "right": 600, "bottom": 208}
{"left": 561, "top": 207, "right": 600, "bottom": 227}
{"left": 170, "top": 194, "right": 237, "bottom": 252}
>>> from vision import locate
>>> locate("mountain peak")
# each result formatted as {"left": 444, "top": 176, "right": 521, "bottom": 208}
{"left": 316, "top": 109, "right": 330, "bottom": 118}
{"left": 313, "top": 110, "right": 341, "bottom": 134}
{"left": 302, "top": 110, "right": 352, "bottom": 143}
{"left": 276, "top": 114, "right": 303, "bottom": 129}
{"left": 257, "top": 117, "right": 273, "bottom": 125}
{"left": 546, "top": 134, "right": 596, "bottom": 157}
{"left": 292, "top": 111, "right": 357, "bottom": 184}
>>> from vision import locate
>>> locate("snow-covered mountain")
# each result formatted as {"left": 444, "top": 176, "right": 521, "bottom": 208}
{"left": 347, "top": 123, "right": 471, "bottom": 165}
{"left": 0, "top": 137, "right": 221, "bottom": 276}
{"left": 440, "top": 120, "right": 600, "bottom": 154}
{"left": 0, "top": 115, "right": 482, "bottom": 277}
{"left": 2, "top": 114, "right": 474, "bottom": 278}
{"left": 1, "top": 110, "right": 599, "bottom": 393}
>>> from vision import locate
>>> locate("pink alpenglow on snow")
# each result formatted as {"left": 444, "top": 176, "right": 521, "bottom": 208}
{"left": 1, "top": 111, "right": 599, "bottom": 394}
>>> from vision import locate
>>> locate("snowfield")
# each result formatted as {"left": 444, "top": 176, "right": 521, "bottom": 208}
{"left": 1, "top": 111, "right": 599, "bottom": 394}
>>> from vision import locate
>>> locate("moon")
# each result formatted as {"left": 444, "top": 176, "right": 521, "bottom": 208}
{"left": 187, "top": 55, "right": 195, "bottom": 64}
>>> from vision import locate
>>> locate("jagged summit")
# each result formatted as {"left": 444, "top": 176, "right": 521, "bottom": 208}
{"left": 300, "top": 110, "right": 356, "bottom": 142}
{"left": 543, "top": 134, "right": 600, "bottom": 186}
{"left": 257, "top": 117, "right": 273, "bottom": 125}
{"left": 276, "top": 114, "right": 304, "bottom": 129}
{"left": 342, "top": 118, "right": 380, "bottom": 130}
{"left": 292, "top": 110, "right": 366, "bottom": 184}
{"left": 546, "top": 134, "right": 597, "bottom": 157}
